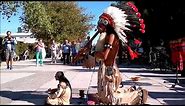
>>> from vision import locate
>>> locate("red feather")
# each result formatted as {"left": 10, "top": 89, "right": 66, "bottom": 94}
{"left": 127, "top": 46, "right": 139, "bottom": 60}
{"left": 139, "top": 19, "right": 144, "bottom": 24}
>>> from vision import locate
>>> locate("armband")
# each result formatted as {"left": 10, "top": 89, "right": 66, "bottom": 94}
{"left": 104, "top": 43, "right": 112, "bottom": 49}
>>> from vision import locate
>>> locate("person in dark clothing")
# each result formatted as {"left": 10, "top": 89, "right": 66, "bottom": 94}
{"left": 61, "top": 39, "right": 71, "bottom": 65}
{"left": 2, "top": 31, "right": 17, "bottom": 70}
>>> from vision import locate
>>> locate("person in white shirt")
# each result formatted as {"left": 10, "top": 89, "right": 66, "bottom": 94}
{"left": 50, "top": 40, "right": 58, "bottom": 63}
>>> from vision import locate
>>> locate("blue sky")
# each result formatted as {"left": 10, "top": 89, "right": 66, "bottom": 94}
{"left": 77, "top": 1, "right": 113, "bottom": 43}
{"left": 0, "top": 1, "right": 113, "bottom": 44}
{"left": 0, "top": 1, "right": 113, "bottom": 36}
{"left": 0, "top": 6, "right": 23, "bottom": 34}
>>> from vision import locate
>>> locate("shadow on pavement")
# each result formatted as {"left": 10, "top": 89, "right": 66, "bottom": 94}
{"left": 71, "top": 68, "right": 97, "bottom": 72}
{"left": 122, "top": 80, "right": 152, "bottom": 86}
{"left": 118, "top": 64, "right": 149, "bottom": 68}
{"left": 149, "top": 91, "right": 185, "bottom": 105}
{"left": 163, "top": 78, "right": 185, "bottom": 87}
{"left": 139, "top": 74, "right": 176, "bottom": 78}
{"left": 139, "top": 75, "right": 185, "bottom": 87}
{"left": 0, "top": 90, "right": 87, "bottom": 105}
{"left": 163, "top": 99, "right": 185, "bottom": 105}
{"left": 71, "top": 97, "right": 86, "bottom": 105}
{"left": 119, "top": 68, "right": 175, "bottom": 74}
{"left": 0, "top": 90, "right": 47, "bottom": 105}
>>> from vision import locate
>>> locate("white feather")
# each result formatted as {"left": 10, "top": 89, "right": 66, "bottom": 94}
{"left": 103, "top": 6, "right": 130, "bottom": 44}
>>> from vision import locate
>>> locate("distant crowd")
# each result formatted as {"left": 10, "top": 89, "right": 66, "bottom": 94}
{"left": 1, "top": 30, "right": 93, "bottom": 69}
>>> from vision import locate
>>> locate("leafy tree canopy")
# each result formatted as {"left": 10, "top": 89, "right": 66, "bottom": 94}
{"left": 1, "top": 1, "right": 95, "bottom": 45}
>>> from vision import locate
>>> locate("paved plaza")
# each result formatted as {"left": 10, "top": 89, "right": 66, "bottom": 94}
{"left": 0, "top": 59, "right": 185, "bottom": 105}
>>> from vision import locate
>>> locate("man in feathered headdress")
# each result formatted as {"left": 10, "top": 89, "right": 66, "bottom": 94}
{"left": 73, "top": 1, "right": 148, "bottom": 105}
{"left": 92, "top": 1, "right": 147, "bottom": 105}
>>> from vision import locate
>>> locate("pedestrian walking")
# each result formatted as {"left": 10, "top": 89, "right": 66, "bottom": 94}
{"left": 75, "top": 38, "right": 83, "bottom": 65}
{"left": 2, "top": 31, "right": 17, "bottom": 70}
{"left": 70, "top": 41, "right": 77, "bottom": 65}
{"left": 61, "top": 39, "right": 70, "bottom": 65}
{"left": 50, "top": 39, "right": 58, "bottom": 64}
{"left": 34, "top": 38, "right": 45, "bottom": 66}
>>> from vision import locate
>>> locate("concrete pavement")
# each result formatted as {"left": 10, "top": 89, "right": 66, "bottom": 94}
{"left": 0, "top": 58, "right": 185, "bottom": 105}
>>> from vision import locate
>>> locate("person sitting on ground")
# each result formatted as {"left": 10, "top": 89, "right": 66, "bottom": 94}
{"left": 46, "top": 71, "right": 72, "bottom": 105}
{"left": 23, "top": 49, "right": 29, "bottom": 60}
{"left": 13, "top": 51, "right": 20, "bottom": 61}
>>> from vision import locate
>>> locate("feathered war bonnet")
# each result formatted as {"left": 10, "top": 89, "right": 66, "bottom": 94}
{"left": 97, "top": 1, "right": 145, "bottom": 60}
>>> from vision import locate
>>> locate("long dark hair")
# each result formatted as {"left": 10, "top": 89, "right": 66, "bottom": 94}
{"left": 55, "top": 71, "right": 72, "bottom": 100}
{"left": 56, "top": 72, "right": 70, "bottom": 86}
